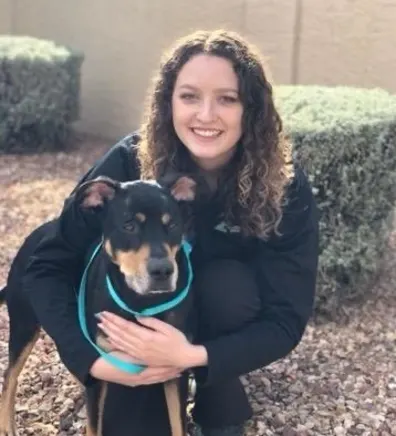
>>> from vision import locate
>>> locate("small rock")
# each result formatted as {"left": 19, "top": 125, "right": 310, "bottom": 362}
{"left": 261, "top": 376, "right": 272, "bottom": 393}
{"left": 295, "top": 424, "right": 309, "bottom": 436}
{"left": 282, "top": 425, "right": 298, "bottom": 436}
{"left": 40, "top": 370, "right": 53, "bottom": 386}
{"left": 334, "top": 426, "right": 346, "bottom": 436}
{"left": 77, "top": 408, "right": 87, "bottom": 419}
{"left": 59, "top": 414, "right": 74, "bottom": 430}
{"left": 256, "top": 421, "right": 267, "bottom": 435}
{"left": 39, "top": 401, "right": 52, "bottom": 412}
{"left": 271, "top": 413, "right": 286, "bottom": 428}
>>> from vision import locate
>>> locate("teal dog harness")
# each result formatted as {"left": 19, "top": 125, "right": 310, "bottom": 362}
{"left": 77, "top": 240, "right": 193, "bottom": 374}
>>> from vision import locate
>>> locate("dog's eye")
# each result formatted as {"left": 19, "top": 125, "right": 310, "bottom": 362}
{"left": 124, "top": 220, "right": 138, "bottom": 233}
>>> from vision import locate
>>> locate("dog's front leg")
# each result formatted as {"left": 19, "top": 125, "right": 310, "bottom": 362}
{"left": 164, "top": 378, "right": 184, "bottom": 436}
{"left": 85, "top": 380, "right": 108, "bottom": 436}
{"left": 86, "top": 332, "right": 114, "bottom": 436}
{"left": 96, "top": 382, "right": 108, "bottom": 436}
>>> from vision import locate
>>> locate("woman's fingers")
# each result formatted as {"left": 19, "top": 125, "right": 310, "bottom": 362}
{"left": 97, "top": 319, "right": 145, "bottom": 343}
{"left": 91, "top": 351, "right": 182, "bottom": 387}
{"left": 98, "top": 323, "right": 139, "bottom": 355}
{"left": 136, "top": 316, "right": 175, "bottom": 335}
{"left": 97, "top": 313, "right": 151, "bottom": 349}
{"left": 97, "top": 312, "right": 191, "bottom": 368}
{"left": 128, "top": 366, "right": 182, "bottom": 386}
{"left": 97, "top": 322, "right": 146, "bottom": 350}
{"left": 99, "top": 312, "right": 150, "bottom": 338}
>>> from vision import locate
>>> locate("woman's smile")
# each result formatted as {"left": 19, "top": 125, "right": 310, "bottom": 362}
{"left": 190, "top": 127, "right": 223, "bottom": 139}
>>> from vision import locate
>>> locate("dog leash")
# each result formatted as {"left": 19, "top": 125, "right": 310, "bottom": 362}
{"left": 77, "top": 239, "right": 193, "bottom": 374}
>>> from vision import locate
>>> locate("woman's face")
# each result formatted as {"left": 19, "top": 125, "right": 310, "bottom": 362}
{"left": 171, "top": 54, "right": 243, "bottom": 171}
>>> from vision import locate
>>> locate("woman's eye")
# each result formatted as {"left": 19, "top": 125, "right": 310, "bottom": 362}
{"left": 124, "top": 221, "right": 138, "bottom": 233}
{"left": 219, "top": 95, "right": 238, "bottom": 104}
{"left": 180, "top": 93, "right": 197, "bottom": 101}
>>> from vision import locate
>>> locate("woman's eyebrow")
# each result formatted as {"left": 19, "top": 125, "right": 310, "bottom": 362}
{"left": 177, "top": 84, "right": 238, "bottom": 94}
{"left": 215, "top": 88, "right": 239, "bottom": 94}
{"left": 177, "top": 84, "right": 198, "bottom": 91}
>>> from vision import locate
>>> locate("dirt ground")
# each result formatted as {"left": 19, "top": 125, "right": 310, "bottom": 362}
{"left": 0, "top": 135, "right": 395, "bottom": 436}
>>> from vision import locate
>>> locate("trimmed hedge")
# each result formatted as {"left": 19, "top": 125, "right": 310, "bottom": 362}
{"left": 275, "top": 85, "right": 396, "bottom": 317}
{"left": 0, "top": 35, "right": 84, "bottom": 153}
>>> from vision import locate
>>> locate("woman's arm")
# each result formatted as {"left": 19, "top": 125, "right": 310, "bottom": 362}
{"left": 22, "top": 135, "right": 139, "bottom": 386}
{"left": 194, "top": 166, "right": 320, "bottom": 386}
{"left": 94, "top": 311, "right": 208, "bottom": 371}
{"left": 89, "top": 352, "right": 183, "bottom": 386}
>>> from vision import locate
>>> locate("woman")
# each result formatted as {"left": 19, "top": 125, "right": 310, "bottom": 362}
{"left": 23, "top": 29, "right": 319, "bottom": 435}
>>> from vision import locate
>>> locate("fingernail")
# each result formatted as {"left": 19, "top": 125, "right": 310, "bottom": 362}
{"left": 94, "top": 312, "right": 103, "bottom": 319}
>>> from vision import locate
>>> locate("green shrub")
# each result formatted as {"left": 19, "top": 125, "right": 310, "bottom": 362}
{"left": 0, "top": 35, "right": 84, "bottom": 153}
{"left": 274, "top": 85, "right": 396, "bottom": 317}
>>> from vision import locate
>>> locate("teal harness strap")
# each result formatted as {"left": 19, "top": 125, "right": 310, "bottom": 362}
{"left": 106, "top": 241, "right": 193, "bottom": 316}
{"left": 77, "top": 240, "right": 193, "bottom": 374}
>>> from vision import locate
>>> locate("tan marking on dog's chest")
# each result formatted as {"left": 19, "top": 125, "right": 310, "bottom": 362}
{"left": 96, "top": 333, "right": 116, "bottom": 353}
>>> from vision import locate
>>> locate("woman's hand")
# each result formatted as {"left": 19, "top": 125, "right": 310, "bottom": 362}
{"left": 89, "top": 351, "right": 182, "bottom": 387}
{"left": 96, "top": 311, "right": 200, "bottom": 369}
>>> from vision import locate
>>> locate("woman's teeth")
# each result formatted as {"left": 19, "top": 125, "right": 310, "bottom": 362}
{"left": 192, "top": 128, "right": 222, "bottom": 137}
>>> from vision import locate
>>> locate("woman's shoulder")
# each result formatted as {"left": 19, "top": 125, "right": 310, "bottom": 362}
{"left": 268, "top": 164, "right": 318, "bottom": 245}
{"left": 114, "top": 130, "right": 141, "bottom": 173}
{"left": 119, "top": 130, "right": 141, "bottom": 150}
{"left": 283, "top": 164, "right": 314, "bottom": 214}
{"left": 105, "top": 130, "right": 141, "bottom": 167}
{"left": 77, "top": 131, "right": 142, "bottom": 185}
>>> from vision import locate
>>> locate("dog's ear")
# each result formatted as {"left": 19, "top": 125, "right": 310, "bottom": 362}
{"left": 169, "top": 176, "right": 197, "bottom": 202}
{"left": 75, "top": 176, "right": 120, "bottom": 210}
{"left": 159, "top": 173, "right": 197, "bottom": 202}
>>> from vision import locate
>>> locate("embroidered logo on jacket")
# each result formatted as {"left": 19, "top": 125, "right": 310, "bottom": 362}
{"left": 214, "top": 221, "right": 241, "bottom": 233}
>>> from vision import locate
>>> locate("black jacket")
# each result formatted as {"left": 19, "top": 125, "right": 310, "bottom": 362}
{"left": 23, "top": 133, "right": 319, "bottom": 387}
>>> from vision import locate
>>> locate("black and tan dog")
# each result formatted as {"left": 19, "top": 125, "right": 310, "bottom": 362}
{"left": 0, "top": 174, "right": 198, "bottom": 436}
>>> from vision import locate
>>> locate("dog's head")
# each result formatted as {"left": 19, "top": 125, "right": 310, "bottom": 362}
{"left": 75, "top": 175, "right": 197, "bottom": 296}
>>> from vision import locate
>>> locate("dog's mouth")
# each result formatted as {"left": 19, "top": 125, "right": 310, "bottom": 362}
{"left": 124, "top": 274, "right": 177, "bottom": 295}
{"left": 148, "top": 279, "right": 177, "bottom": 294}
{"left": 146, "top": 288, "right": 173, "bottom": 294}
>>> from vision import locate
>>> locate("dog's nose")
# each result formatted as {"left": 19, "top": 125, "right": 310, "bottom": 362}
{"left": 147, "top": 258, "right": 174, "bottom": 280}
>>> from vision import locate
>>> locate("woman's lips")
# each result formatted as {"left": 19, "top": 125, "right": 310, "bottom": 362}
{"left": 190, "top": 128, "right": 223, "bottom": 140}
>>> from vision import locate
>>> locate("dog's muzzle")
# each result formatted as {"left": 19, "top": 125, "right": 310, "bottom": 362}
{"left": 147, "top": 257, "right": 175, "bottom": 293}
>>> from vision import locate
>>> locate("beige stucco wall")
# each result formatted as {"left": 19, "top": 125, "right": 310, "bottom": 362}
{"left": 298, "top": 0, "right": 396, "bottom": 92}
{"left": 0, "top": 0, "right": 12, "bottom": 33}
{"left": 2, "top": 0, "right": 396, "bottom": 139}
{"left": 8, "top": 0, "right": 296, "bottom": 139}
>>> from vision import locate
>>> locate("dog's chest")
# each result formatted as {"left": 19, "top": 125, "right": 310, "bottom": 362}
{"left": 84, "top": 252, "right": 192, "bottom": 352}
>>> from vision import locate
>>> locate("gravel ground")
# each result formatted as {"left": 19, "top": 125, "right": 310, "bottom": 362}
{"left": 0, "top": 136, "right": 395, "bottom": 436}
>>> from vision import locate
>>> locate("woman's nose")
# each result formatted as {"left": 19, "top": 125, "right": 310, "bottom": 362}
{"left": 196, "top": 100, "right": 216, "bottom": 122}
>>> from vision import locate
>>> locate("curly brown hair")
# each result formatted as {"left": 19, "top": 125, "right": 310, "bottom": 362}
{"left": 137, "top": 29, "right": 294, "bottom": 239}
